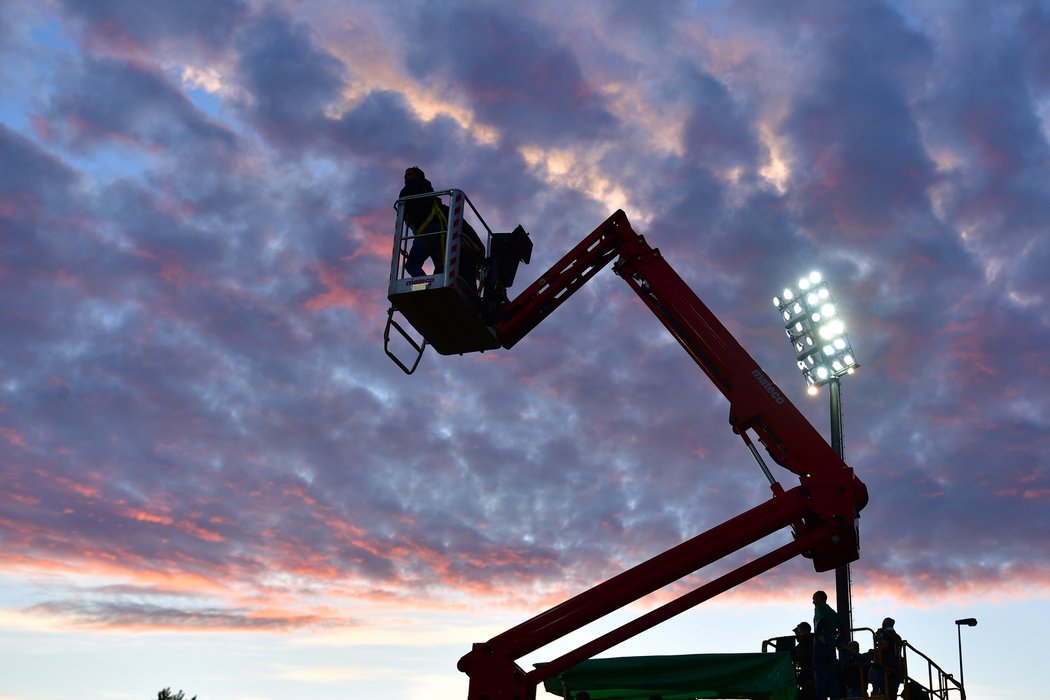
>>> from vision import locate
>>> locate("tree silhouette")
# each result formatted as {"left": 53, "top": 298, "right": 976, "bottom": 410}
{"left": 155, "top": 688, "right": 197, "bottom": 700}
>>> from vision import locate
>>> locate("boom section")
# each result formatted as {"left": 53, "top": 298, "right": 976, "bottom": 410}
{"left": 496, "top": 211, "right": 627, "bottom": 349}
{"left": 455, "top": 209, "right": 867, "bottom": 700}
{"left": 499, "top": 211, "right": 865, "bottom": 489}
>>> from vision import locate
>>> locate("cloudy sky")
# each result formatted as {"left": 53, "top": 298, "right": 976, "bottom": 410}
{"left": 2, "top": 1, "right": 1048, "bottom": 698}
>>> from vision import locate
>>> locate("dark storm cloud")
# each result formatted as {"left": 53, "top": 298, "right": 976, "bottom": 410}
{"left": 234, "top": 8, "right": 347, "bottom": 147}
{"left": 823, "top": 267, "right": 1050, "bottom": 589}
{"left": 41, "top": 55, "right": 236, "bottom": 155}
{"left": 624, "top": 67, "right": 759, "bottom": 253}
{"left": 31, "top": 599, "right": 350, "bottom": 631}
{"left": 226, "top": 3, "right": 540, "bottom": 213}
{"left": 4, "top": 1, "right": 1050, "bottom": 646}
{"left": 772, "top": 1, "right": 937, "bottom": 238}
{"left": 406, "top": 2, "right": 617, "bottom": 146}
{"left": 1019, "top": 2, "right": 1050, "bottom": 88}
{"left": 0, "top": 5, "right": 11, "bottom": 53}
{"left": 0, "top": 126, "right": 94, "bottom": 385}
{"left": 0, "top": 123, "right": 80, "bottom": 209}
{"left": 925, "top": 3, "right": 1048, "bottom": 179}
{"left": 327, "top": 90, "right": 462, "bottom": 168}
{"left": 917, "top": 3, "right": 1050, "bottom": 309}
{"left": 680, "top": 68, "right": 761, "bottom": 171}
{"left": 57, "top": 0, "right": 248, "bottom": 56}
{"left": 595, "top": 0, "right": 689, "bottom": 37}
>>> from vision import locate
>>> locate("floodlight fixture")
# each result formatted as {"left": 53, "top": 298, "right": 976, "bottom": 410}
{"left": 772, "top": 272, "right": 859, "bottom": 391}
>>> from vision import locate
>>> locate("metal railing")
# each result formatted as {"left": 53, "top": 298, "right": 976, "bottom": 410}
{"left": 390, "top": 188, "right": 493, "bottom": 285}
{"left": 763, "top": 627, "right": 966, "bottom": 700}
{"left": 898, "top": 636, "right": 965, "bottom": 700}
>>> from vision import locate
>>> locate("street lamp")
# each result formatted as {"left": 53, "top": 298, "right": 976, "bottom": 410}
{"left": 773, "top": 271, "right": 859, "bottom": 636}
{"left": 955, "top": 617, "right": 977, "bottom": 697}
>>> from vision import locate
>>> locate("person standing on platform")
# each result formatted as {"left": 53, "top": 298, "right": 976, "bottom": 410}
{"left": 811, "top": 590, "right": 842, "bottom": 699}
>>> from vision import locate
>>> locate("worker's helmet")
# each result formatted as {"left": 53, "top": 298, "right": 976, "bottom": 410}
{"left": 404, "top": 166, "right": 425, "bottom": 181}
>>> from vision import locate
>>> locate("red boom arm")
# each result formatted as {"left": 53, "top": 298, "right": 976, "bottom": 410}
{"left": 456, "top": 211, "right": 867, "bottom": 700}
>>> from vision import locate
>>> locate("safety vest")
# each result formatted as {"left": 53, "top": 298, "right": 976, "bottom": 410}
{"left": 414, "top": 201, "right": 484, "bottom": 258}
{"left": 414, "top": 199, "right": 447, "bottom": 237}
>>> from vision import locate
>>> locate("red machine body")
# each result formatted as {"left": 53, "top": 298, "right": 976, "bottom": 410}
{"left": 392, "top": 207, "right": 868, "bottom": 700}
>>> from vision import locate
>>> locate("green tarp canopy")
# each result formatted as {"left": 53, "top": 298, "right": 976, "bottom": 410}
{"left": 539, "top": 652, "right": 799, "bottom": 700}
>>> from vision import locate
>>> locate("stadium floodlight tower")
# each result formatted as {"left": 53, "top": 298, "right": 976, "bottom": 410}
{"left": 773, "top": 271, "right": 858, "bottom": 396}
{"left": 773, "top": 271, "right": 859, "bottom": 637}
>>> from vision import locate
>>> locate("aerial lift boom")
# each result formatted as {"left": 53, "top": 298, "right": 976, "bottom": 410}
{"left": 385, "top": 199, "right": 868, "bottom": 700}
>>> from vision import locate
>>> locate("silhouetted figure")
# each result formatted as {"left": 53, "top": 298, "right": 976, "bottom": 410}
{"left": 399, "top": 166, "right": 445, "bottom": 278}
{"left": 840, "top": 639, "right": 873, "bottom": 698}
{"left": 399, "top": 166, "right": 486, "bottom": 290}
{"left": 870, "top": 617, "right": 903, "bottom": 698}
{"left": 811, "top": 590, "right": 842, "bottom": 699}
{"left": 792, "top": 621, "right": 817, "bottom": 700}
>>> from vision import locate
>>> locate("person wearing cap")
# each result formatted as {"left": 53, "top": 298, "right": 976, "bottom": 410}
{"left": 791, "top": 621, "right": 816, "bottom": 700}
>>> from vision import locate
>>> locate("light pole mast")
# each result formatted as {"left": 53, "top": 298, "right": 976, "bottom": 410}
{"left": 773, "top": 272, "right": 859, "bottom": 638}
{"left": 828, "top": 376, "right": 852, "bottom": 635}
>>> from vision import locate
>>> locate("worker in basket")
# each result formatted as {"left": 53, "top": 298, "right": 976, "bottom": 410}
{"left": 399, "top": 166, "right": 484, "bottom": 284}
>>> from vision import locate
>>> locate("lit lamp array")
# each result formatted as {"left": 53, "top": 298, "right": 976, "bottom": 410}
{"left": 773, "top": 272, "right": 858, "bottom": 393}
